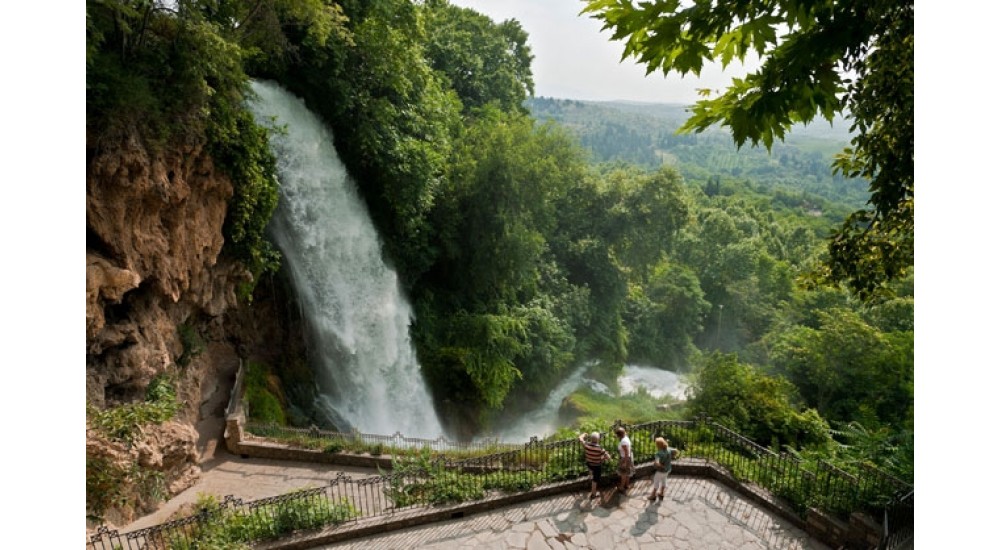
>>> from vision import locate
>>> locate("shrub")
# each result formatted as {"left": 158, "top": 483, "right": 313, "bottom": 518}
{"left": 210, "top": 108, "right": 281, "bottom": 296}
{"left": 86, "top": 453, "right": 167, "bottom": 523}
{"left": 245, "top": 362, "right": 286, "bottom": 424}
{"left": 169, "top": 493, "right": 358, "bottom": 548}
{"left": 176, "top": 323, "right": 206, "bottom": 367}
{"left": 87, "top": 373, "right": 181, "bottom": 446}
{"left": 86, "top": 454, "right": 127, "bottom": 522}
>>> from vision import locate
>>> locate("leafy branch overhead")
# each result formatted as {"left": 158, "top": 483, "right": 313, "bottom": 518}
{"left": 582, "top": 0, "right": 914, "bottom": 300}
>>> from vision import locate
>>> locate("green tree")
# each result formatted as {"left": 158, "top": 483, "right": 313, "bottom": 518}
{"left": 428, "top": 109, "right": 585, "bottom": 305}
{"left": 282, "top": 0, "right": 463, "bottom": 283}
{"left": 599, "top": 166, "right": 691, "bottom": 280}
{"left": 582, "top": 0, "right": 914, "bottom": 300}
{"left": 624, "top": 260, "right": 710, "bottom": 370}
{"left": 673, "top": 203, "right": 791, "bottom": 349}
{"left": 415, "top": 110, "right": 591, "bottom": 415}
{"left": 424, "top": 0, "right": 535, "bottom": 113}
{"left": 765, "top": 308, "right": 913, "bottom": 427}
{"left": 198, "top": 0, "right": 350, "bottom": 75}
{"left": 548, "top": 178, "right": 630, "bottom": 368}
{"left": 686, "top": 352, "right": 829, "bottom": 448}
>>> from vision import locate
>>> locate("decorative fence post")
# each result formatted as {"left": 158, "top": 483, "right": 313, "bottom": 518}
{"left": 88, "top": 525, "right": 121, "bottom": 550}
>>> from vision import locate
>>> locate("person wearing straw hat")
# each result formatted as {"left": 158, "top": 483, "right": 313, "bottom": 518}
{"left": 579, "top": 431, "right": 611, "bottom": 499}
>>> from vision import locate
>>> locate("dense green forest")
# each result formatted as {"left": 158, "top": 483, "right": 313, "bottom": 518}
{"left": 526, "top": 97, "right": 870, "bottom": 209}
{"left": 87, "top": 0, "right": 912, "bottom": 482}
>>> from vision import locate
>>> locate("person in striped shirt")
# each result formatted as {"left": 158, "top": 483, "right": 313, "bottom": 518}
{"left": 579, "top": 431, "right": 611, "bottom": 499}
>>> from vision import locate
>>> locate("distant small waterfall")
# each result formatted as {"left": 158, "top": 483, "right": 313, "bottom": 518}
{"left": 618, "top": 365, "right": 687, "bottom": 399}
{"left": 493, "top": 362, "right": 596, "bottom": 441}
{"left": 492, "top": 363, "right": 687, "bottom": 442}
{"left": 248, "top": 80, "right": 444, "bottom": 438}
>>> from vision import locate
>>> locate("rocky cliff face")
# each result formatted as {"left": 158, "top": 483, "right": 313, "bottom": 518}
{"left": 86, "top": 129, "right": 251, "bottom": 525}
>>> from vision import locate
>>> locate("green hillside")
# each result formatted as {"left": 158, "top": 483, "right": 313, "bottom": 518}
{"left": 526, "top": 97, "right": 869, "bottom": 209}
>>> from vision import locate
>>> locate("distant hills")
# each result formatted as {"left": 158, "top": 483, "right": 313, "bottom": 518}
{"left": 525, "top": 97, "right": 868, "bottom": 208}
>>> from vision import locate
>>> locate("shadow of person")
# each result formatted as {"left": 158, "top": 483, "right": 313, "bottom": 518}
{"left": 628, "top": 500, "right": 661, "bottom": 537}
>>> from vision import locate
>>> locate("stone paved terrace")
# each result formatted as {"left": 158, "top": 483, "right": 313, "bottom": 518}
{"left": 311, "top": 474, "right": 828, "bottom": 550}
{"left": 119, "top": 452, "right": 830, "bottom": 550}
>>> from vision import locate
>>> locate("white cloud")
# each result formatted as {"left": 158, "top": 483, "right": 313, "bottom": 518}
{"left": 448, "top": 0, "right": 758, "bottom": 104}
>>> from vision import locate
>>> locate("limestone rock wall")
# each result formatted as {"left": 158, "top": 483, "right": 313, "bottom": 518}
{"left": 86, "top": 128, "right": 250, "bottom": 525}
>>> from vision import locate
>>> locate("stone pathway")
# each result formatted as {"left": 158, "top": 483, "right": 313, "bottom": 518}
{"left": 314, "top": 475, "right": 827, "bottom": 550}
{"left": 120, "top": 453, "right": 379, "bottom": 532}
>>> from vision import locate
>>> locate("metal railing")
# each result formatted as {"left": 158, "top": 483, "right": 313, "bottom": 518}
{"left": 878, "top": 489, "right": 914, "bottom": 550}
{"left": 88, "top": 480, "right": 365, "bottom": 549}
{"left": 224, "top": 361, "right": 246, "bottom": 419}
{"left": 89, "top": 416, "right": 914, "bottom": 549}
{"left": 623, "top": 417, "right": 912, "bottom": 548}
{"left": 624, "top": 417, "right": 911, "bottom": 518}
{"left": 86, "top": 443, "right": 585, "bottom": 550}
{"left": 243, "top": 421, "right": 521, "bottom": 457}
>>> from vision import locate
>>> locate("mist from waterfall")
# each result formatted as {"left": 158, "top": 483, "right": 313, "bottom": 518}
{"left": 491, "top": 363, "right": 687, "bottom": 442}
{"left": 492, "top": 362, "right": 597, "bottom": 442}
{"left": 247, "top": 80, "right": 444, "bottom": 439}
{"left": 618, "top": 365, "right": 688, "bottom": 400}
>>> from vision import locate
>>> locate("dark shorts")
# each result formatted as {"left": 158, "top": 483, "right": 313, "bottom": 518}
{"left": 587, "top": 463, "right": 602, "bottom": 482}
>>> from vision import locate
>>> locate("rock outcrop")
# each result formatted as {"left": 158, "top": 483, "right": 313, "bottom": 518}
{"left": 86, "top": 128, "right": 249, "bottom": 525}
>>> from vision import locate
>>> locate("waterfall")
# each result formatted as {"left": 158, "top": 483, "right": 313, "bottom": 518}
{"left": 492, "top": 363, "right": 687, "bottom": 442}
{"left": 618, "top": 364, "right": 687, "bottom": 400}
{"left": 493, "top": 362, "right": 596, "bottom": 442}
{"left": 247, "top": 80, "right": 444, "bottom": 439}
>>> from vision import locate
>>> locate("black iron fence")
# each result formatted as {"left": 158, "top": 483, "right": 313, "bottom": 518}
{"left": 629, "top": 418, "right": 911, "bottom": 520}
{"left": 88, "top": 480, "right": 364, "bottom": 549}
{"left": 878, "top": 489, "right": 914, "bottom": 549}
{"left": 89, "top": 416, "right": 913, "bottom": 549}
{"left": 243, "top": 421, "right": 520, "bottom": 457}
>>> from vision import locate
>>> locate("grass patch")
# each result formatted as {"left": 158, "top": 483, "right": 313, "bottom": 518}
{"left": 245, "top": 361, "right": 287, "bottom": 424}
{"left": 560, "top": 385, "right": 687, "bottom": 428}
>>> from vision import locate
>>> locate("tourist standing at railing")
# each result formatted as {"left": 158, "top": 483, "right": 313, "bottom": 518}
{"left": 615, "top": 426, "right": 635, "bottom": 492}
{"left": 648, "top": 437, "right": 680, "bottom": 501}
{"left": 579, "top": 431, "right": 611, "bottom": 499}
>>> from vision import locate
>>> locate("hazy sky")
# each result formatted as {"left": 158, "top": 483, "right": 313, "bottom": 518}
{"left": 449, "top": 0, "right": 758, "bottom": 104}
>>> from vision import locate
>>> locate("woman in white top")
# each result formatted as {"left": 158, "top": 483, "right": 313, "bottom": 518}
{"left": 614, "top": 426, "right": 634, "bottom": 492}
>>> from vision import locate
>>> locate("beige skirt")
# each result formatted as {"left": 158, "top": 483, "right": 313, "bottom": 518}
{"left": 617, "top": 456, "right": 635, "bottom": 476}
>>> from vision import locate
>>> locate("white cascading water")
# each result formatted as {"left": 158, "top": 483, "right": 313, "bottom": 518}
{"left": 618, "top": 364, "right": 688, "bottom": 400}
{"left": 247, "top": 80, "right": 444, "bottom": 439}
{"left": 492, "top": 363, "right": 687, "bottom": 441}
{"left": 494, "top": 362, "right": 596, "bottom": 442}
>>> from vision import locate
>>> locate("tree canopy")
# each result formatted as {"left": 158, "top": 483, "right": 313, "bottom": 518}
{"left": 424, "top": 0, "right": 535, "bottom": 113}
{"left": 581, "top": 0, "right": 914, "bottom": 300}
{"left": 86, "top": 0, "right": 913, "bottom": 464}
